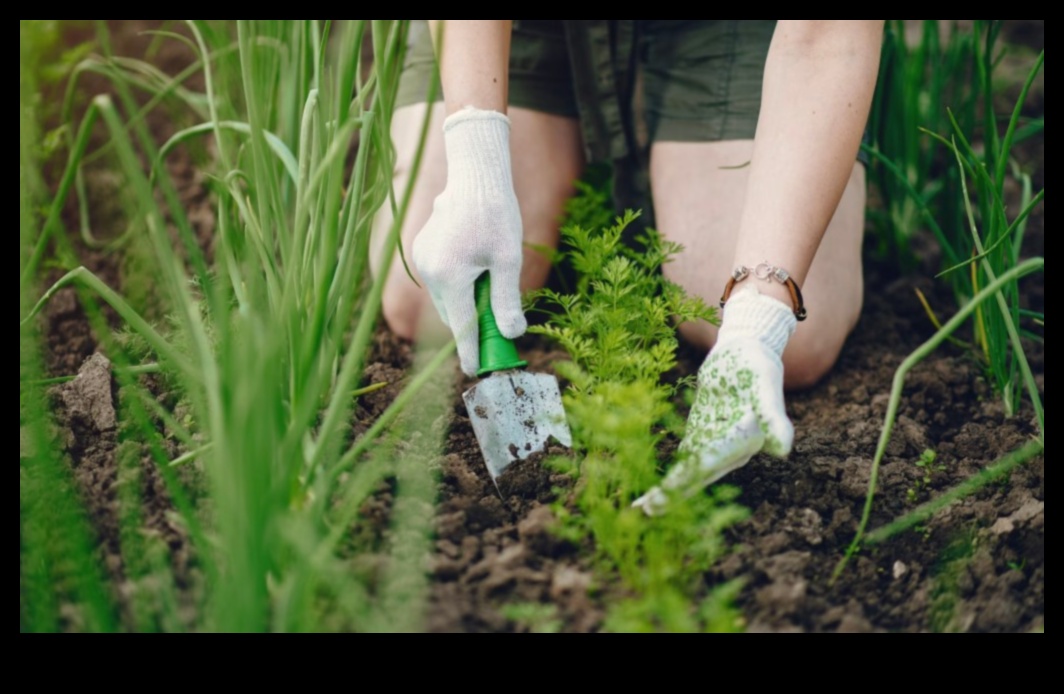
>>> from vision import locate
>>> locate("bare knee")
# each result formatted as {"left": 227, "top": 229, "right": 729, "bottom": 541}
{"left": 783, "top": 333, "right": 844, "bottom": 390}
{"left": 783, "top": 302, "right": 861, "bottom": 390}
{"left": 677, "top": 320, "right": 718, "bottom": 354}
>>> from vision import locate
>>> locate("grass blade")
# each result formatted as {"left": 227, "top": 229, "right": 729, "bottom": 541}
{"left": 20, "top": 267, "right": 196, "bottom": 379}
{"left": 936, "top": 189, "right": 1044, "bottom": 279}
{"left": 995, "top": 51, "right": 1044, "bottom": 188}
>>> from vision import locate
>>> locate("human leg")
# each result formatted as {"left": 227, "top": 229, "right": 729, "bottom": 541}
{"left": 635, "top": 20, "right": 881, "bottom": 513}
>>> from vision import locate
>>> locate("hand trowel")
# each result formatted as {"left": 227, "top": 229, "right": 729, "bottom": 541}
{"left": 463, "top": 273, "right": 572, "bottom": 488}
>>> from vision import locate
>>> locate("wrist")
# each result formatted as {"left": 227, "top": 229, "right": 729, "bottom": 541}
{"left": 720, "top": 262, "right": 808, "bottom": 323}
{"left": 745, "top": 278, "right": 793, "bottom": 312}
{"left": 442, "top": 108, "right": 514, "bottom": 196}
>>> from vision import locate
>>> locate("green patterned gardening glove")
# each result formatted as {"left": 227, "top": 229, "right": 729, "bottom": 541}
{"left": 634, "top": 287, "right": 797, "bottom": 515}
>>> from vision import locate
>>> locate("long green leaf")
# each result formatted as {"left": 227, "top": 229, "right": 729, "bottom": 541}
{"left": 995, "top": 51, "right": 1044, "bottom": 188}
{"left": 21, "top": 267, "right": 196, "bottom": 379}
{"left": 158, "top": 121, "right": 299, "bottom": 183}
{"left": 936, "top": 189, "right": 1044, "bottom": 278}
{"left": 834, "top": 257, "right": 1044, "bottom": 583}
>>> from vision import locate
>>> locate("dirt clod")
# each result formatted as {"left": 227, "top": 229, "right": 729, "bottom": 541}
{"left": 57, "top": 353, "right": 117, "bottom": 435}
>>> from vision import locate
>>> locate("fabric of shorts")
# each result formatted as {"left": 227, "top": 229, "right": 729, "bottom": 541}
{"left": 399, "top": 20, "right": 781, "bottom": 154}
{"left": 395, "top": 20, "right": 868, "bottom": 220}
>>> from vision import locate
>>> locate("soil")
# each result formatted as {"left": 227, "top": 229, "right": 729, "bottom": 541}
{"left": 354, "top": 250, "right": 1045, "bottom": 633}
{"left": 26, "top": 20, "right": 1044, "bottom": 633}
{"left": 705, "top": 264, "right": 1044, "bottom": 633}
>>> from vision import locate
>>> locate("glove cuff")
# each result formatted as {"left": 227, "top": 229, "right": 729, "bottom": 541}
{"left": 443, "top": 106, "right": 511, "bottom": 132}
{"left": 716, "top": 286, "right": 797, "bottom": 357}
{"left": 442, "top": 107, "right": 514, "bottom": 198}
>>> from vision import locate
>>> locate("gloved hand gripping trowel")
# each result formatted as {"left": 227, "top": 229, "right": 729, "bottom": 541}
{"left": 463, "top": 274, "right": 572, "bottom": 487}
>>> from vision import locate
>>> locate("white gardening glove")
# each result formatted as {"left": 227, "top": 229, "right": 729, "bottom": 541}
{"left": 634, "top": 287, "right": 797, "bottom": 515}
{"left": 412, "top": 107, "right": 527, "bottom": 377}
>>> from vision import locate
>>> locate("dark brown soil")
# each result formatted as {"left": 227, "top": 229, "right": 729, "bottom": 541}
{"left": 705, "top": 265, "right": 1044, "bottom": 633}
{"left": 428, "top": 437, "right": 600, "bottom": 633}
{"left": 352, "top": 251, "right": 1044, "bottom": 633}
{"left": 352, "top": 336, "right": 601, "bottom": 633}
{"left": 27, "top": 19, "right": 1044, "bottom": 633}
{"left": 46, "top": 352, "right": 199, "bottom": 629}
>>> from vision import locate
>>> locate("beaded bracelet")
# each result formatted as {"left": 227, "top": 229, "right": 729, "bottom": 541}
{"left": 720, "top": 262, "right": 808, "bottom": 322}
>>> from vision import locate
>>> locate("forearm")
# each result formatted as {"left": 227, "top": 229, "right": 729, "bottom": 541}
{"left": 429, "top": 20, "right": 512, "bottom": 115}
{"left": 734, "top": 20, "right": 884, "bottom": 305}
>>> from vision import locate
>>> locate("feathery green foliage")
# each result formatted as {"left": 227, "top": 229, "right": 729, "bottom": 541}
{"left": 531, "top": 208, "right": 747, "bottom": 633}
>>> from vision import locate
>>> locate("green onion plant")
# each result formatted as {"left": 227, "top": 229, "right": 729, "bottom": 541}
{"left": 866, "top": 20, "right": 980, "bottom": 267}
{"left": 834, "top": 256, "right": 1043, "bottom": 582}
{"left": 530, "top": 204, "right": 748, "bottom": 633}
{"left": 21, "top": 21, "right": 117, "bottom": 634}
{"left": 867, "top": 20, "right": 1044, "bottom": 415}
{"left": 21, "top": 20, "right": 448, "bottom": 633}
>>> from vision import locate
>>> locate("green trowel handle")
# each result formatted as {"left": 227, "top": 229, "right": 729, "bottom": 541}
{"left": 475, "top": 273, "right": 528, "bottom": 378}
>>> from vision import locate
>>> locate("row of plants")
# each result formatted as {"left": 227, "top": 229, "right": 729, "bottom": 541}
{"left": 21, "top": 20, "right": 454, "bottom": 633}
{"left": 20, "top": 20, "right": 1043, "bottom": 632}
{"left": 844, "top": 20, "right": 1044, "bottom": 577}
{"left": 867, "top": 19, "right": 1044, "bottom": 415}
{"left": 529, "top": 198, "right": 748, "bottom": 632}
{"left": 21, "top": 18, "right": 759, "bottom": 635}
{"left": 523, "top": 20, "right": 1045, "bottom": 622}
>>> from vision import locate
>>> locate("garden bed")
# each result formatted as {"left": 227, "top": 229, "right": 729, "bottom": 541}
{"left": 23, "top": 20, "right": 1044, "bottom": 633}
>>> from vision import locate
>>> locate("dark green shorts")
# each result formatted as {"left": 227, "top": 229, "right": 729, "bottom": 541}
{"left": 398, "top": 20, "right": 784, "bottom": 161}
{"left": 396, "top": 20, "right": 866, "bottom": 220}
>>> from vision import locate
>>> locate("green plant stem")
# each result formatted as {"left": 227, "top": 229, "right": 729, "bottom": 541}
{"left": 307, "top": 26, "right": 431, "bottom": 485}
{"left": 865, "top": 440, "right": 1043, "bottom": 545}
{"left": 158, "top": 121, "right": 299, "bottom": 183}
{"left": 20, "top": 267, "right": 196, "bottom": 379}
{"left": 352, "top": 381, "right": 392, "bottom": 398}
{"left": 73, "top": 47, "right": 231, "bottom": 169}
{"left": 186, "top": 21, "right": 232, "bottom": 173}
{"left": 99, "top": 69, "right": 225, "bottom": 460}
{"left": 951, "top": 138, "right": 1044, "bottom": 430}
{"left": 20, "top": 98, "right": 101, "bottom": 293}
{"left": 23, "top": 363, "right": 161, "bottom": 387}
{"left": 168, "top": 442, "right": 215, "bottom": 468}
{"left": 995, "top": 50, "right": 1044, "bottom": 189}
{"left": 936, "top": 189, "right": 1044, "bottom": 279}
{"left": 833, "top": 257, "right": 1043, "bottom": 583}
{"left": 861, "top": 144, "right": 960, "bottom": 267}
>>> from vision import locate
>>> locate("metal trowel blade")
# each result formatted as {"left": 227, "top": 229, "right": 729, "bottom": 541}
{"left": 462, "top": 370, "right": 572, "bottom": 483}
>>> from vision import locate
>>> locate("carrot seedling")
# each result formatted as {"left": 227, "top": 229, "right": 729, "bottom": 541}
{"left": 530, "top": 204, "right": 747, "bottom": 633}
